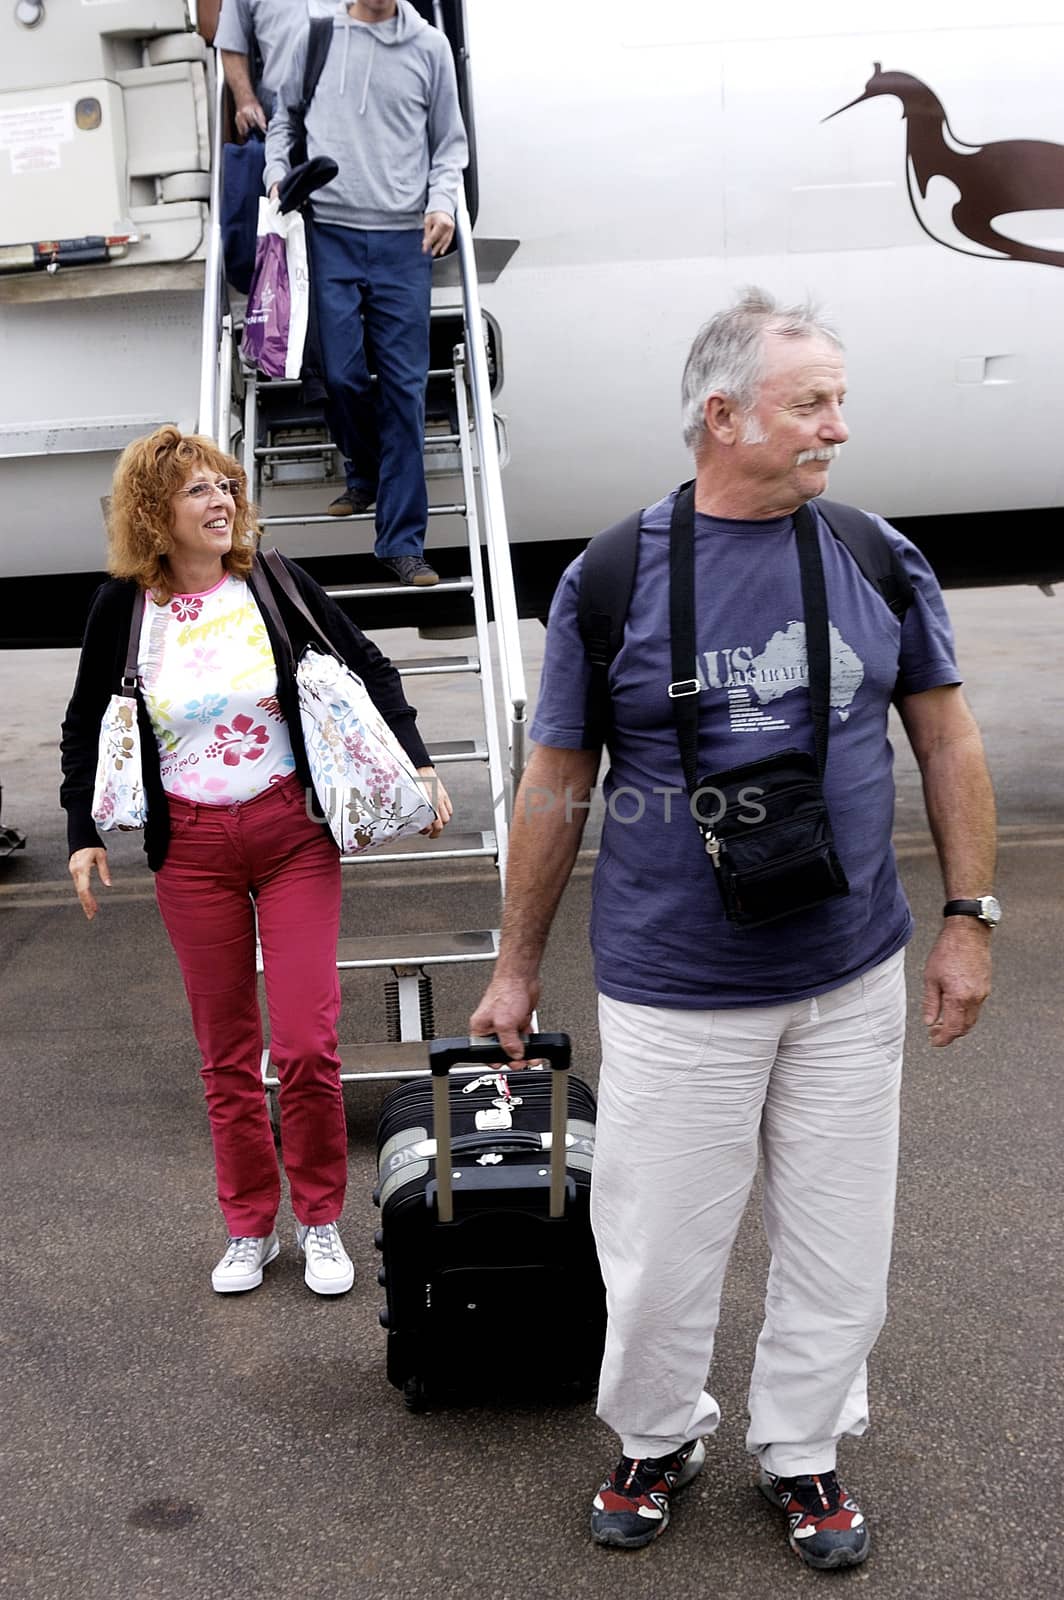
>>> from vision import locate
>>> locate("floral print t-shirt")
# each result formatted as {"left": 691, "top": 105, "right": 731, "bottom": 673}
{"left": 138, "top": 573, "right": 296, "bottom": 803}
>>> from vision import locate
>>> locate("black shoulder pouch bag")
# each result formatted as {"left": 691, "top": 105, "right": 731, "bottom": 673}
{"left": 669, "top": 483, "right": 850, "bottom": 928}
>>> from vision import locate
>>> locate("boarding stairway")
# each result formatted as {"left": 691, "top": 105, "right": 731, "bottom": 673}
{"left": 195, "top": 42, "right": 528, "bottom": 1099}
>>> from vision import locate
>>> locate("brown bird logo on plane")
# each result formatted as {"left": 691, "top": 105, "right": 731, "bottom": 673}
{"left": 825, "top": 64, "right": 1064, "bottom": 269}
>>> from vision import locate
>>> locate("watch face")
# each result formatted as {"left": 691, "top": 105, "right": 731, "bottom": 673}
{"left": 979, "top": 896, "right": 1002, "bottom": 925}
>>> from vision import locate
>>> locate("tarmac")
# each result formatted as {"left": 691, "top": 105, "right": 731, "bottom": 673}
{"left": 1, "top": 588, "right": 1062, "bottom": 1600}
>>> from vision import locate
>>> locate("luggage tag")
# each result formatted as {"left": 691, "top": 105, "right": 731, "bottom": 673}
{"left": 461, "top": 1073, "right": 498, "bottom": 1094}
{"left": 472, "top": 1072, "right": 523, "bottom": 1132}
{"left": 475, "top": 1105, "right": 512, "bottom": 1131}
{"left": 492, "top": 1072, "right": 522, "bottom": 1110}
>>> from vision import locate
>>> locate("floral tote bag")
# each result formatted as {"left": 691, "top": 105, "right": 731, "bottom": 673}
{"left": 254, "top": 551, "right": 436, "bottom": 853}
{"left": 91, "top": 589, "right": 148, "bottom": 831}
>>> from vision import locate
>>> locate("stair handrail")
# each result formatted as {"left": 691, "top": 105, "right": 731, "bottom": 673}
{"left": 433, "top": 2, "right": 527, "bottom": 796}
{"left": 452, "top": 186, "right": 528, "bottom": 796}
{"left": 197, "top": 47, "right": 227, "bottom": 443}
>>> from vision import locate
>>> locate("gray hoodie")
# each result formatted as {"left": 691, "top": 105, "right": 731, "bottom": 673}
{"left": 263, "top": 0, "right": 468, "bottom": 230}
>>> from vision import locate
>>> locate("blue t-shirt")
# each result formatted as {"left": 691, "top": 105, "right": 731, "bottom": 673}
{"left": 530, "top": 491, "right": 961, "bottom": 1009}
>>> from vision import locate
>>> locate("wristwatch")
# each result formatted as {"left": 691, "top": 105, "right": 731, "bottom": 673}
{"left": 943, "top": 895, "right": 1002, "bottom": 928}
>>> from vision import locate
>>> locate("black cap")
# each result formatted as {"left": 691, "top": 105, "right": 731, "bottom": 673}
{"left": 277, "top": 155, "right": 339, "bottom": 214}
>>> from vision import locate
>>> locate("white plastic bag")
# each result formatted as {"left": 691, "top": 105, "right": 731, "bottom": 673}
{"left": 242, "top": 197, "right": 309, "bottom": 380}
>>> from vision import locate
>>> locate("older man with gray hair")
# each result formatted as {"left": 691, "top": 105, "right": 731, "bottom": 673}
{"left": 471, "top": 288, "right": 997, "bottom": 1564}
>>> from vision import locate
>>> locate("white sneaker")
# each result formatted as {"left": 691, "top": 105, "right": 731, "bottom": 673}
{"left": 211, "top": 1232, "right": 279, "bottom": 1294}
{"left": 295, "top": 1222, "right": 354, "bottom": 1295}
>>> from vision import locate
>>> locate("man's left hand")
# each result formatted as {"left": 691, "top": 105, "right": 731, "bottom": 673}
{"left": 922, "top": 919, "right": 992, "bottom": 1046}
{"left": 422, "top": 212, "right": 455, "bottom": 256}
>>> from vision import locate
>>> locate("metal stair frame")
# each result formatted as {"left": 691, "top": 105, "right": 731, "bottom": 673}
{"left": 195, "top": 37, "right": 528, "bottom": 1096}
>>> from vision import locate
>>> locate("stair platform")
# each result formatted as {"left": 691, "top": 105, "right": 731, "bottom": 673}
{"left": 395, "top": 654, "right": 478, "bottom": 676}
{"left": 334, "top": 929, "right": 499, "bottom": 969}
{"left": 340, "top": 830, "right": 496, "bottom": 865}
{"left": 324, "top": 578, "right": 473, "bottom": 601}
{"left": 260, "top": 502, "right": 464, "bottom": 528}
{"left": 424, "top": 738, "right": 488, "bottom": 765}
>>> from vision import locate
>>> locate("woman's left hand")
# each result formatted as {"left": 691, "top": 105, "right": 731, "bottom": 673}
{"left": 416, "top": 766, "right": 453, "bottom": 838}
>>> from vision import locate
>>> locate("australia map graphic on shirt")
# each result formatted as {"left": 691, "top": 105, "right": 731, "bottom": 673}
{"left": 698, "top": 621, "right": 864, "bottom": 734}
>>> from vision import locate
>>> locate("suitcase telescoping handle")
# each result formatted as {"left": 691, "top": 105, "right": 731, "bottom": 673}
{"left": 428, "top": 1033, "right": 571, "bottom": 1223}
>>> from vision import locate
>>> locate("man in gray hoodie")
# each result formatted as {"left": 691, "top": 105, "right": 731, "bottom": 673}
{"left": 264, "top": 0, "right": 468, "bottom": 586}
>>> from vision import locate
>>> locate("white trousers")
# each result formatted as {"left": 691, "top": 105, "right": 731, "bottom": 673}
{"left": 592, "top": 950, "right": 906, "bottom": 1476}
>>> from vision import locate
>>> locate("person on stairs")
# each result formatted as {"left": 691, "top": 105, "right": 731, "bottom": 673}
{"left": 265, "top": 0, "right": 469, "bottom": 587}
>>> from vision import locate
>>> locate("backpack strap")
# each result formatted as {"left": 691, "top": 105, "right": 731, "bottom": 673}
{"left": 576, "top": 509, "right": 643, "bottom": 750}
{"left": 814, "top": 497, "right": 914, "bottom": 619}
{"left": 288, "top": 17, "right": 333, "bottom": 167}
{"left": 575, "top": 489, "right": 913, "bottom": 752}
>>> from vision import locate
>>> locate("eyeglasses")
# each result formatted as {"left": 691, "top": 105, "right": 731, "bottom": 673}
{"left": 175, "top": 478, "right": 242, "bottom": 501}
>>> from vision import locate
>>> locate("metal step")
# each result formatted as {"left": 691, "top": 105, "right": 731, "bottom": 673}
{"left": 260, "top": 502, "right": 465, "bottom": 529}
{"left": 395, "top": 654, "right": 478, "bottom": 676}
{"left": 335, "top": 928, "right": 499, "bottom": 970}
{"left": 255, "top": 441, "right": 336, "bottom": 458}
{"left": 266, "top": 1041, "right": 518, "bottom": 1086}
{"left": 324, "top": 577, "right": 473, "bottom": 601}
{"left": 244, "top": 367, "right": 455, "bottom": 390}
{"left": 341, "top": 1041, "right": 430, "bottom": 1081}
{"left": 255, "top": 434, "right": 461, "bottom": 458}
{"left": 424, "top": 738, "right": 489, "bottom": 766}
{"left": 340, "top": 829, "right": 495, "bottom": 865}
{"left": 264, "top": 1040, "right": 429, "bottom": 1087}
{"left": 239, "top": 303, "right": 461, "bottom": 333}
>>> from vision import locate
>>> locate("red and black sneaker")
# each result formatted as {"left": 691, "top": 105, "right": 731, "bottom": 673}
{"left": 758, "top": 1467, "right": 870, "bottom": 1569}
{"left": 590, "top": 1439, "right": 705, "bottom": 1549}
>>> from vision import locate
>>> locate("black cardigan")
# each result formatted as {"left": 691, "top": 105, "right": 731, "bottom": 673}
{"left": 60, "top": 554, "right": 432, "bottom": 871}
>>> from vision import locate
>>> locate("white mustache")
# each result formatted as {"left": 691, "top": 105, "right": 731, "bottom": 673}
{"left": 796, "top": 446, "right": 840, "bottom": 465}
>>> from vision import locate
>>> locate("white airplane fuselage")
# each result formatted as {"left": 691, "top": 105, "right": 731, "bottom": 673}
{"left": 467, "top": 1, "right": 1064, "bottom": 557}
{"left": 0, "top": 0, "right": 1062, "bottom": 642}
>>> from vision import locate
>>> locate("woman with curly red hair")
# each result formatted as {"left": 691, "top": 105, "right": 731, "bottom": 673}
{"left": 61, "top": 426, "right": 451, "bottom": 1295}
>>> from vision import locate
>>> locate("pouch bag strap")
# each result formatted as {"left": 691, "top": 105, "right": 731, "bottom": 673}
{"left": 668, "top": 480, "right": 701, "bottom": 798}
{"left": 668, "top": 487, "right": 833, "bottom": 801}
{"left": 793, "top": 501, "right": 830, "bottom": 779}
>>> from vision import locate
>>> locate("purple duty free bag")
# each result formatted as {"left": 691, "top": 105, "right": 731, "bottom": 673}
{"left": 242, "top": 198, "right": 309, "bottom": 380}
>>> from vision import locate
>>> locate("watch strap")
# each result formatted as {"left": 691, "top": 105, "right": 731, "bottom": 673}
{"left": 943, "top": 898, "right": 997, "bottom": 923}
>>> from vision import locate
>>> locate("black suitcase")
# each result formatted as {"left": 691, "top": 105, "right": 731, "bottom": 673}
{"left": 373, "top": 1033, "right": 607, "bottom": 1410}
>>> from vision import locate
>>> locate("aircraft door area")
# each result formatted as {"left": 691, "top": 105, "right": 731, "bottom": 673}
{"left": 0, "top": 0, "right": 208, "bottom": 619}
{"left": 0, "top": 0, "right": 209, "bottom": 273}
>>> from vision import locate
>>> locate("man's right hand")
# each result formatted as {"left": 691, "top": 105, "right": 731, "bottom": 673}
{"left": 235, "top": 97, "right": 267, "bottom": 139}
{"left": 69, "top": 847, "right": 111, "bottom": 921}
{"left": 469, "top": 973, "right": 541, "bottom": 1062}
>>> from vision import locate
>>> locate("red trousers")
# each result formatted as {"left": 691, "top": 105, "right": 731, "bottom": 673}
{"left": 155, "top": 774, "right": 346, "bottom": 1236}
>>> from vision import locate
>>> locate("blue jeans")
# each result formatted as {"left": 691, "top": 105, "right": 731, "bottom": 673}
{"left": 310, "top": 223, "right": 433, "bottom": 559}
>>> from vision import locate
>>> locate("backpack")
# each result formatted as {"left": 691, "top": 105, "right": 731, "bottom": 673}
{"left": 288, "top": 16, "right": 334, "bottom": 168}
{"left": 575, "top": 492, "right": 914, "bottom": 750}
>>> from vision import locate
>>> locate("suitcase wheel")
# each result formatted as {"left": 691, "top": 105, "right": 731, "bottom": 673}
{"left": 403, "top": 1376, "right": 428, "bottom": 1413}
